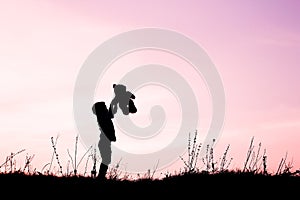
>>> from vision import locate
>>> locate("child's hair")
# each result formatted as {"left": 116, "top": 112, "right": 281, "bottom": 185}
{"left": 92, "top": 102, "right": 108, "bottom": 118}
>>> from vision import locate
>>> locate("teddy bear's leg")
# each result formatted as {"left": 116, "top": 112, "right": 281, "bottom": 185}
{"left": 119, "top": 102, "right": 130, "bottom": 115}
{"left": 128, "top": 99, "right": 137, "bottom": 113}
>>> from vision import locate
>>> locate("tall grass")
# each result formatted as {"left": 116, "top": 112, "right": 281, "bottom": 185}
{"left": 0, "top": 149, "right": 27, "bottom": 173}
{"left": 0, "top": 132, "right": 299, "bottom": 180}
{"left": 67, "top": 135, "right": 92, "bottom": 176}
{"left": 180, "top": 130, "right": 233, "bottom": 174}
{"left": 180, "top": 130, "right": 201, "bottom": 173}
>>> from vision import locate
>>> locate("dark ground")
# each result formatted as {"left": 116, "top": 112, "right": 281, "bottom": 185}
{"left": 1, "top": 171, "right": 299, "bottom": 198}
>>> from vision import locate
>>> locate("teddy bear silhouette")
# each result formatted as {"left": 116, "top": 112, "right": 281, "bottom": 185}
{"left": 109, "top": 83, "right": 137, "bottom": 117}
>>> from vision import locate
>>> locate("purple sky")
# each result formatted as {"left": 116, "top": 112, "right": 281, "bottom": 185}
{"left": 0, "top": 0, "right": 299, "bottom": 176}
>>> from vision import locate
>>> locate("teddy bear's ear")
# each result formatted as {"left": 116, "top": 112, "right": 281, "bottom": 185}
{"left": 113, "top": 84, "right": 116, "bottom": 88}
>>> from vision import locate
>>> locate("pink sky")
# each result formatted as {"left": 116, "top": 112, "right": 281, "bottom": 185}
{"left": 0, "top": 0, "right": 300, "bottom": 176}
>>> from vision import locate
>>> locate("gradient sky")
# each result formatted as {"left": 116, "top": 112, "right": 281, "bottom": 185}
{"left": 0, "top": 0, "right": 300, "bottom": 176}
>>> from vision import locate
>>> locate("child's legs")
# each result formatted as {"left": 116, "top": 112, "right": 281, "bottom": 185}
{"left": 98, "top": 135, "right": 112, "bottom": 165}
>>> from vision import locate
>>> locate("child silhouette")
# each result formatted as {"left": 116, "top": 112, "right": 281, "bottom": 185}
{"left": 93, "top": 84, "right": 138, "bottom": 180}
{"left": 92, "top": 101, "right": 116, "bottom": 180}
{"left": 110, "top": 84, "right": 137, "bottom": 117}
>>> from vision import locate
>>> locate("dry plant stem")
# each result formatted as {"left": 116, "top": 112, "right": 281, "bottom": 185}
{"left": 76, "top": 145, "right": 92, "bottom": 170}
{"left": 48, "top": 135, "right": 59, "bottom": 173}
{"left": 276, "top": 152, "right": 288, "bottom": 175}
{"left": 23, "top": 154, "right": 35, "bottom": 173}
{"left": 243, "top": 137, "right": 254, "bottom": 172}
{"left": 180, "top": 130, "right": 202, "bottom": 173}
{"left": 51, "top": 136, "right": 63, "bottom": 175}
{"left": 67, "top": 135, "right": 92, "bottom": 176}
{"left": 0, "top": 149, "right": 26, "bottom": 173}
{"left": 74, "top": 135, "right": 78, "bottom": 175}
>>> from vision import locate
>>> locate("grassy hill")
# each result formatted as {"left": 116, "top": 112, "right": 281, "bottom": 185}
{"left": 1, "top": 135, "right": 299, "bottom": 198}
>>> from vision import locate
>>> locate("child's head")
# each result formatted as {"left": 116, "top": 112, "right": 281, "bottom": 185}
{"left": 92, "top": 101, "right": 108, "bottom": 117}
